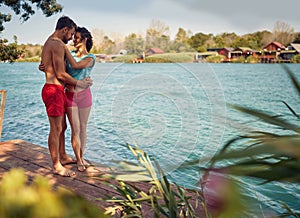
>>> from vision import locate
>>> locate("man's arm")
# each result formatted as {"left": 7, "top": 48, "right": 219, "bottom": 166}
{"left": 52, "top": 42, "right": 92, "bottom": 88}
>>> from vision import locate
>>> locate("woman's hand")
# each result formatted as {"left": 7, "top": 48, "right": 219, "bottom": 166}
{"left": 39, "top": 62, "right": 45, "bottom": 72}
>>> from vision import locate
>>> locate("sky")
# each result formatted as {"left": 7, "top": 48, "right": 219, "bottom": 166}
{"left": 1, "top": 0, "right": 300, "bottom": 44}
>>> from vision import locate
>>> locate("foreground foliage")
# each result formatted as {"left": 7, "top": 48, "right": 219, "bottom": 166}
{"left": 0, "top": 168, "right": 108, "bottom": 218}
{"left": 99, "top": 144, "right": 204, "bottom": 217}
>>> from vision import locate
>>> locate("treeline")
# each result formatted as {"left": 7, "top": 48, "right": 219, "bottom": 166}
{"left": 89, "top": 20, "right": 300, "bottom": 55}
{"left": 1, "top": 20, "right": 300, "bottom": 62}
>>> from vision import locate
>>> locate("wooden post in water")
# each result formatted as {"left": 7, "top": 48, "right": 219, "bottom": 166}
{"left": 0, "top": 90, "right": 7, "bottom": 139}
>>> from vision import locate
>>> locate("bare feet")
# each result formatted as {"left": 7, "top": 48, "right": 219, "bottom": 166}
{"left": 83, "top": 159, "right": 91, "bottom": 166}
{"left": 60, "top": 156, "right": 76, "bottom": 165}
{"left": 53, "top": 166, "right": 76, "bottom": 177}
{"left": 77, "top": 161, "right": 86, "bottom": 172}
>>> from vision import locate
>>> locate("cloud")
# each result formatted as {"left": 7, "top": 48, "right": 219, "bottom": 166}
{"left": 62, "top": 0, "right": 152, "bottom": 15}
{"left": 170, "top": 0, "right": 300, "bottom": 32}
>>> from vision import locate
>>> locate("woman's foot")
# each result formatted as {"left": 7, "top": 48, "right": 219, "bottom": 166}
{"left": 83, "top": 159, "right": 92, "bottom": 167}
{"left": 77, "top": 161, "right": 86, "bottom": 172}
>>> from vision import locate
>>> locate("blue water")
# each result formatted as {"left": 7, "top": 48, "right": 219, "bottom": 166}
{"left": 1, "top": 62, "right": 299, "bottom": 216}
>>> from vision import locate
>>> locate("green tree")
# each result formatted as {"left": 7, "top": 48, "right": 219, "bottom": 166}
{"left": 248, "top": 31, "right": 272, "bottom": 49}
{"left": 100, "top": 35, "right": 115, "bottom": 54}
{"left": 188, "top": 32, "right": 211, "bottom": 52}
{"left": 175, "top": 27, "right": 189, "bottom": 44}
{"left": 213, "top": 35, "right": 226, "bottom": 48}
{"left": 0, "top": 0, "right": 62, "bottom": 32}
{"left": 0, "top": 0, "right": 62, "bottom": 62}
{"left": 170, "top": 27, "right": 194, "bottom": 52}
{"left": 0, "top": 36, "right": 23, "bottom": 62}
{"left": 292, "top": 32, "right": 300, "bottom": 43}
{"left": 145, "top": 19, "right": 170, "bottom": 50}
{"left": 124, "top": 33, "right": 145, "bottom": 55}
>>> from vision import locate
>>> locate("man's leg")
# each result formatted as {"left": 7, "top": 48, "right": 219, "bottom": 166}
{"left": 48, "top": 115, "right": 75, "bottom": 176}
{"left": 59, "top": 114, "right": 76, "bottom": 165}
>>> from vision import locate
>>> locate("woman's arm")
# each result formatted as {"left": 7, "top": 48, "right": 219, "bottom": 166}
{"left": 64, "top": 45, "right": 95, "bottom": 69}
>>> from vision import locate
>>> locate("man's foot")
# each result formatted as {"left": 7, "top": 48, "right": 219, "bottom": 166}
{"left": 60, "top": 156, "right": 76, "bottom": 165}
{"left": 53, "top": 167, "right": 76, "bottom": 177}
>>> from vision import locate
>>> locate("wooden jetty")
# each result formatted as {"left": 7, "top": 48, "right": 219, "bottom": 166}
{"left": 0, "top": 139, "right": 204, "bottom": 217}
{"left": 0, "top": 140, "right": 116, "bottom": 208}
{"left": 0, "top": 90, "right": 6, "bottom": 139}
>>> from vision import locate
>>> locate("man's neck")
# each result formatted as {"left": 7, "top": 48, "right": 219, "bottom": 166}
{"left": 51, "top": 31, "right": 63, "bottom": 41}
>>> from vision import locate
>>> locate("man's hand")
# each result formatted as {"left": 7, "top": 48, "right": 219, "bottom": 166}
{"left": 76, "top": 77, "right": 93, "bottom": 89}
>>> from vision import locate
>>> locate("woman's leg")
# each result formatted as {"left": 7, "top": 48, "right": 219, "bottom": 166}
{"left": 78, "top": 106, "right": 91, "bottom": 165}
{"left": 66, "top": 106, "right": 85, "bottom": 171}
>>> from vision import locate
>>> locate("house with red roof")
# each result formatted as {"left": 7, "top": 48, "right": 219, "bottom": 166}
{"left": 145, "top": 48, "right": 164, "bottom": 56}
{"left": 259, "top": 41, "right": 286, "bottom": 63}
{"left": 263, "top": 41, "right": 286, "bottom": 51}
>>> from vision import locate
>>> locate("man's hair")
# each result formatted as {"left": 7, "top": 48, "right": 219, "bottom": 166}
{"left": 76, "top": 27, "right": 93, "bottom": 52}
{"left": 55, "top": 16, "right": 77, "bottom": 30}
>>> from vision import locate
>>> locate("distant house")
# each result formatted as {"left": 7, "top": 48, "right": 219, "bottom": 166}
{"left": 289, "top": 43, "right": 300, "bottom": 54}
{"left": 279, "top": 43, "right": 300, "bottom": 61}
{"left": 218, "top": 47, "right": 234, "bottom": 59}
{"left": 145, "top": 48, "right": 164, "bottom": 56}
{"left": 259, "top": 42, "right": 286, "bottom": 62}
{"left": 234, "top": 47, "right": 259, "bottom": 58}
{"left": 217, "top": 47, "right": 245, "bottom": 61}
{"left": 195, "top": 51, "right": 218, "bottom": 62}
{"left": 119, "top": 49, "right": 127, "bottom": 55}
{"left": 263, "top": 41, "right": 286, "bottom": 51}
{"left": 207, "top": 48, "right": 223, "bottom": 52}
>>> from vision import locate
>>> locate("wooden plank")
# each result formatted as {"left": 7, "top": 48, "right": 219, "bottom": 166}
{"left": 0, "top": 90, "right": 7, "bottom": 139}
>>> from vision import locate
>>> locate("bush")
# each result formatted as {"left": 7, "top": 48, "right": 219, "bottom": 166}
{"left": 292, "top": 54, "right": 300, "bottom": 63}
{"left": 231, "top": 56, "right": 246, "bottom": 63}
{"left": 145, "top": 53, "right": 194, "bottom": 63}
{"left": 246, "top": 55, "right": 259, "bottom": 63}
{"left": 206, "top": 55, "right": 224, "bottom": 63}
{"left": 112, "top": 54, "right": 137, "bottom": 63}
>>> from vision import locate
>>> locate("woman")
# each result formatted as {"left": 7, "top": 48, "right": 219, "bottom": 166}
{"left": 64, "top": 27, "right": 96, "bottom": 172}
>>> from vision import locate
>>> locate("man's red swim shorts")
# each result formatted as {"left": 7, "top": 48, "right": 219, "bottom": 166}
{"left": 42, "top": 84, "right": 66, "bottom": 117}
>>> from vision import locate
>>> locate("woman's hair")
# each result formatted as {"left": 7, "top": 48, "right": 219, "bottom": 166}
{"left": 76, "top": 27, "right": 93, "bottom": 52}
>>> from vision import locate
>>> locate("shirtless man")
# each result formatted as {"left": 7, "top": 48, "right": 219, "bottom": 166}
{"left": 40, "top": 16, "right": 92, "bottom": 176}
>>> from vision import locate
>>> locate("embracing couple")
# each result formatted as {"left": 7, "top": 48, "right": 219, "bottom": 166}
{"left": 40, "top": 16, "right": 96, "bottom": 177}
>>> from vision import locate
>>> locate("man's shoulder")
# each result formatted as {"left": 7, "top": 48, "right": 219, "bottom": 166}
{"left": 45, "top": 37, "right": 64, "bottom": 47}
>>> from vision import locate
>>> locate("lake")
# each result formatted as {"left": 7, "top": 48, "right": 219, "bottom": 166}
{"left": 0, "top": 62, "right": 299, "bottom": 216}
